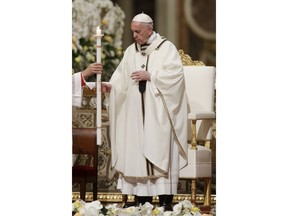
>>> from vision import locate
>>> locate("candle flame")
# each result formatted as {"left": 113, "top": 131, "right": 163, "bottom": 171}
{"left": 96, "top": 26, "right": 102, "bottom": 36}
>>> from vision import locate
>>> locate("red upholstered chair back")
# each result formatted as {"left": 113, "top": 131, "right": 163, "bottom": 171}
{"left": 72, "top": 128, "right": 98, "bottom": 201}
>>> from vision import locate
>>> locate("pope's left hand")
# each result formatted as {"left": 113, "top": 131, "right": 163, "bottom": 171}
{"left": 131, "top": 70, "right": 151, "bottom": 82}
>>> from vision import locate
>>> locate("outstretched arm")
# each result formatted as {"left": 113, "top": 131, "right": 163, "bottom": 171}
{"left": 101, "top": 82, "right": 112, "bottom": 93}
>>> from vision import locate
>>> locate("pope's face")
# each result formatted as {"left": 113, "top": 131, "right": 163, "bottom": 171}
{"left": 131, "top": 21, "right": 153, "bottom": 45}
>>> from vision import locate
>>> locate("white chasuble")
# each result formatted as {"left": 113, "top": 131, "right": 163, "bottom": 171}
{"left": 106, "top": 33, "right": 188, "bottom": 196}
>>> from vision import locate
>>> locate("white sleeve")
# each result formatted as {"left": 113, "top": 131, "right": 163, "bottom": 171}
{"left": 72, "top": 72, "right": 83, "bottom": 107}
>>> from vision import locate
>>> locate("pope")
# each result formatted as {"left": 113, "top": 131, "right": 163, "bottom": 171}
{"left": 102, "top": 12, "right": 188, "bottom": 210}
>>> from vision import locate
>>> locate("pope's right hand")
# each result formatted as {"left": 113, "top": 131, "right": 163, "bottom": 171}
{"left": 101, "top": 82, "right": 111, "bottom": 93}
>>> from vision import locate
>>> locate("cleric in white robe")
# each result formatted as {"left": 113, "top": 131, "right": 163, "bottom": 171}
{"left": 72, "top": 63, "right": 103, "bottom": 107}
{"left": 102, "top": 13, "right": 188, "bottom": 209}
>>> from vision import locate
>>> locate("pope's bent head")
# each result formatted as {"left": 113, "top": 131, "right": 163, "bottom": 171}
{"left": 131, "top": 12, "right": 154, "bottom": 45}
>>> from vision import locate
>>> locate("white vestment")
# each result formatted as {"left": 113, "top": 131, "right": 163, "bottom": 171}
{"left": 72, "top": 72, "right": 83, "bottom": 107}
{"left": 106, "top": 33, "right": 188, "bottom": 196}
{"left": 72, "top": 72, "right": 96, "bottom": 107}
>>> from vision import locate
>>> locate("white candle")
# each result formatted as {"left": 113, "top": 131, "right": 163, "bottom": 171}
{"left": 96, "top": 26, "right": 102, "bottom": 64}
{"left": 95, "top": 26, "right": 103, "bottom": 145}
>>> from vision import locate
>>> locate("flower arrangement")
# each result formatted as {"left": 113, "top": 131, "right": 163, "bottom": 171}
{"left": 72, "top": 200, "right": 216, "bottom": 216}
{"left": 72, "top": 0, "right": 125, "bottom": 81}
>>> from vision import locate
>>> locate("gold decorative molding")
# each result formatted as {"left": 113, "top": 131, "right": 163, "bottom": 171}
{"left": 179, "top": 49, "right": 205, "bottom": 66}
{"left": 72, "top": 192, "right": 216, "bottom": 205}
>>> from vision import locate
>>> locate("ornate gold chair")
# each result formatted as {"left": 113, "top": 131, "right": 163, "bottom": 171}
{"left": 179, "top": 50, "right": 216, "bottom": 206}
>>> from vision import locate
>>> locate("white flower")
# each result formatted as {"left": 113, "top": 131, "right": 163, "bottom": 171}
{"left": 72, "top": 0, "right": 125, "bottom": 47}
{"left": 163, "top": 211, "right": 174, "bottom": 216}
{"left": 118, "top": 206, "right": 141, "bottom": 216}
{"left": 73, "top": 199, "right": 86, "bottom": 215}
{"left": 85, "top": 200, "right": 103, "bottom": 216}
{"left": 72, "top": 199, "right": 215, "bottom": 216}
{"left": 72, "top": 0, "right": 125, "bottom": 80}
{"left": 180, "top": 200, "right": 193, "bottom": 209}
{"left": 106, "top": 203, "right": 120, "bottom": 215}
{"left": 182, "top": 213, "right": 193, "bottom": 216}
{"left": 172, "top": 203, "right": 182, "bottom": 215}
{"left": 139, "top": 202, "right": 154, "bottom": 215}
{"left": 153, "top": 206, "right": 165, "bottom": 216}
{"left": 86, "top": 52, "right": 96, "bottom": 62}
